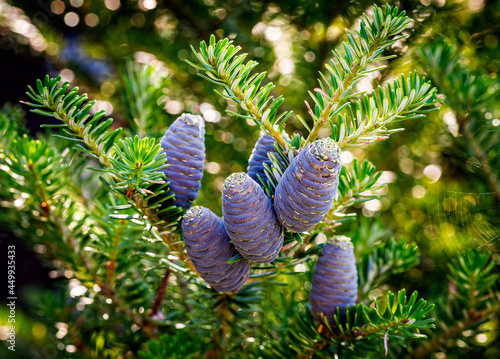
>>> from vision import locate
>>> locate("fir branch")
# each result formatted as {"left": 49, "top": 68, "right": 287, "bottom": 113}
{"left": 22, "top": 77, "right": 198, "bottom": 275}
{"left": 139, "top": 330, "right": 208, "bottom": 359}
{"left": 270, "top": 289, "right": 434, "bottom": 358}
{"left": 332, "top": 72, "right": 439, "bottom": 148}
{"left": 209, "top": 294, "right": 234, "bottom": 358}
{"left": 188, "top": 35, "right": 290, "bottom": 149}
{"left": 0, "top": 105, "right": 25, "bottom": 152}
{"left": 175, "top": 272, "right": 193, "bottom": 313}
{"left": 22, "top": 76, "right": 169, "bottom": 196}
{"left": 106, "top": 220, "right": 126, "bottom": 285}
{"left": 1, "top": 135, "right": 157, "bottom": 338}
{"left": 330, "top": 290, "right": 434, "bottom": 344}
{"left": 447, "top": 250, "right": 499, "bottom": 310}
{"left": 22, "top": 75, "right": 121, "bottom": 167}
{"left": 54, "top": 212, "right": 157, "bottom": 338}
{"left": 410, "top": 302, "right": 500, "bottom": 359}
{"left": 460, "top": 117, "right": 500, "bottom": 199}
{"left": 304, "top": 4, "right": 413, "bottom": 145}
{"left": 107, "top": 135, "right": 168, "bottom": 196}
{"left": 417, "top": 41, "right": 500, "bottom": 199}
{"left": 411, "top": 250, "right": 500, "bottom": 358}
{"left": 416, "top": 40, "right": 498, "bottom": 120}
{"left": 5, "top": 135, "right": 69, "bottom": 216}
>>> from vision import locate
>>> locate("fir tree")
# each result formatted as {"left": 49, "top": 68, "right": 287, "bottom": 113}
{"left": 0, "top": 2, "right": 498, "bottom": 359}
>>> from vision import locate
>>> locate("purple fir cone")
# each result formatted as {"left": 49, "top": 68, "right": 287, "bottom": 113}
{"left": 247, "top": 133, "right": 278, "bottom": 186}
{"left": 274, "top": 138, "right": 341, "bottom": 233}
{"left": 309, "top": 236, "right": 358, "bottom": 326}
{"left": 160, "top": 113, "right": 205, "bottom": 209}
{"left": 182, "top": 206, "right": 251, "bottom": 293}
{"left": 222, "top": 173, "right": 284, "bottom": 263}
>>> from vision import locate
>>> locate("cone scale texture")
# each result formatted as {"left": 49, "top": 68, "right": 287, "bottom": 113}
{"left": 160, "top": 113, "right": 205, "bottom": 209}
{"left": 222, "top": 172, "right": 284, "bottom": 263}
{"left": 274, "top": 138, "right": 341, "bottom": 233}
{"left": 309, "top": 236, "right": 358, "bottom": 326}
{"left": 182, "top": 206, "right": 251, "bottom": 293}
{"left": 247, "top": 133, "right": 278, "bottom": 185}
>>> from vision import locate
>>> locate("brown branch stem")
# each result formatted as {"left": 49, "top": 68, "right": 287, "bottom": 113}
{"left": 149, "top": 267, "right": 172, "bottom": 318}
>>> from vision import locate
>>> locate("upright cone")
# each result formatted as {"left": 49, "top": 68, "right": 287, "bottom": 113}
{"left": 309, "top": 236, "right": 358, "bottom": 326}
{"left": 182, "top": 206, "right": 250, "bottom": 293}
{"left": 274, "top": 138, "right": 341, "bottom": 233}
{"left": 160, "top": 113, "right": 205, "bottom": 209}
{"left": 222, "top": 172, "right": 284, "bottom": 263}
{"left": 247, "top": 133, "right": 278, "bottom": 186}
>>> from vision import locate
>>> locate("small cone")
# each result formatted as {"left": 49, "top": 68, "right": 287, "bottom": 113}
{"left": 247, "top": 133, "right": 278, "bottom": 186}
{"left": 161, "top": 113, "right": 205, "bottom": 209}
{"left": 309, "top": 236, "right": 358, "bottom": 326}
{"left": 182, "top": 206, "right": 250, "bottom": 293}
{"left": 274, "top": 138, "right": 341, "bottom": 232}
{"left": 222, "top": 172, "right": 284, "bottom": 263}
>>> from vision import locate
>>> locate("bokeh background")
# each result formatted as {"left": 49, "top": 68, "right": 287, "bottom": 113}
{"left": 0, "top": 0, "right": 499, "bottom": 358}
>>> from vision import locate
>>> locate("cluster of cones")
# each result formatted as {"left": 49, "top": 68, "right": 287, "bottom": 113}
{"left": 160, "top": 114, "right": 357, "bottom": 324}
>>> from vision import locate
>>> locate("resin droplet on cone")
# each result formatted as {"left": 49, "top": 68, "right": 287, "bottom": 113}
{"left": 182, "top": 206, "right": 250, "bottom": 293}
{"left": 160, "top": 113, "right": 205, "bottom": 209}
{"left": 247, "top": 133, "right": 279, "bottom": 186}
{"left": 274, "top": 138, "right": 341, "bottom": 233}
{"left": 309, "top": 236, "right": 358, "bottom": 326}
{"left": 222, "top": 172, "right": 284, "bottom": 263}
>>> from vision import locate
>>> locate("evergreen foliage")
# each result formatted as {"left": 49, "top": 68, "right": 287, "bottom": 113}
{"left": 416, "top": 40, "right": 500, "bottom": 199}
{"left": 0, "top": 2, "right": 498, "bottom": 359}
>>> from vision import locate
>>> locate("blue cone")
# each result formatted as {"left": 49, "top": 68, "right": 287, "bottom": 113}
{"left": 274, "top": 138, "right": 341, "bottom": 233}
{"left": 160, "top": 113, "right": 205, "bottom": 209}
{"left": 309, "top": 236, "right": 358, "bottom": 326}
{"left": 247, "top": 133, "right": 278, "bottom": 186}
{"left": 182, "top": 206, "right": 250, "bottom": 293}
{"left": 222, "top": 172, "right": 284, "bottom": 263}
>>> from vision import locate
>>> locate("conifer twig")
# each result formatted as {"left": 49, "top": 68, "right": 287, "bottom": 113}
{"left": 459, "top": 115, "right": 500, "bottom": 200}
{"left": 304, "top": 36, "right": 382, "bottom": 146}
{"left": 410, "top": 304, "right": 500, "bottom": 359}
{"left": 27, "top": 160, "right": 156, "bottom": 337}
{"left": 303, "top": 5, "right": 414, "bottom": 146}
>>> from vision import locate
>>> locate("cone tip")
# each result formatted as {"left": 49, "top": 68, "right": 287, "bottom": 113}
{"left": 180, "top": 113, "right": 205, "bottom": 127}
{"left": 183, "top": 206, "right": 205, "bottom": 222}
{"left": 327, "top": 235, "right": 353, "bottom": 249}
{"left": 311, "top": 138, "right": 341, "bottom": 161}
{"left": 224, "top": 172, "right": 249, "bottom": 189}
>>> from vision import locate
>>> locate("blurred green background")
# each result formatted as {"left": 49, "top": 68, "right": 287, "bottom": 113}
{"left": 0, "top": 0, "right": 499, "bottom": 358}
